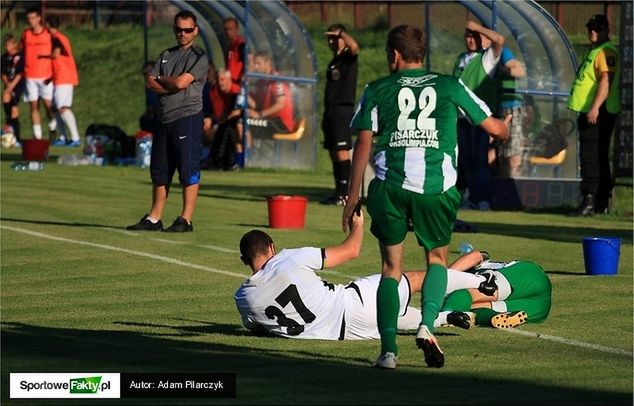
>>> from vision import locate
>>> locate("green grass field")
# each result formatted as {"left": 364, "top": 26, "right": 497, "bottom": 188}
{"left": 1, "top": 156, "right": 632, "bottom": 405}
{"left": 1, "top": 18, "right": 632, "bottom": 405}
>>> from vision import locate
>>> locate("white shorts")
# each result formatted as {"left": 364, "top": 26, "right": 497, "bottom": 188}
{"left": 23, "top": 78, "right": 54, "bottom": 102}
{"left": 343, "top": 274, "right": 421, "bottom": 340}
{"left": 53, "top": 84, "right": 74, "bottom": 108}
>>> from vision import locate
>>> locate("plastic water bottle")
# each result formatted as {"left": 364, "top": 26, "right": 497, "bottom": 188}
{"left": 136, "top": 137, "right": 152, "bottom": 168}
{"left": 11, "top": 161, "right": 43, "bottom": 171}
{"left": 458, "top": 242, "right": 474, "bottom": 255}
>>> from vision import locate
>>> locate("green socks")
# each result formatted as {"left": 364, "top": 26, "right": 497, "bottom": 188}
{"left": 474, "top": 308, "right": 498, "bottom": 326}
{"left": 377, "top": 277, "right": 400, "bottom": 354}
{"left": 421, "top": 263, "right": 448, "bottom": 330}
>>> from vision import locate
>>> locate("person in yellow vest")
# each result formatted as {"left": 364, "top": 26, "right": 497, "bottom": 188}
{"left": 568, "top": 14, "right": 621, "bottom": 216}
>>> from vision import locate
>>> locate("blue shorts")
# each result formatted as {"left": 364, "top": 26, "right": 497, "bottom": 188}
{"left": 150, "top": 112, "right": 202, "bottom": 186}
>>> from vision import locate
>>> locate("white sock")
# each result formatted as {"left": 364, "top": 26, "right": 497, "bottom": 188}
{"left": 434, "top": 311, "right": 450, "bottom": 328}
{"left": 48, "top": 118, "right": 57, "bottom": 131}
{"left": 445, "top": 269, "right": 486, "bottom": 294}
{"left": 33, "top": 124, "right": 42, "bottom": 139}
{"left": 61, "top": 110, "right": 80, "bottom": 141}
{"left": 147, "top": 216, "right": 160, "bottom": 224}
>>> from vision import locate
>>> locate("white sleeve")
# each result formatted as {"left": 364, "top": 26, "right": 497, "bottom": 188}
{"left": 235, "top": 285, "right": 257, "bottom": 329}
{"left": 482, "top": 48, "right": 501, "bottom": 78}
{"left": 280, "top": 247, "right": 324, "bottom": 271}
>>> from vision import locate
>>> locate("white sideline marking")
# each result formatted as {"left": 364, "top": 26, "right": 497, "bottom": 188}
{"left": 2, "top": 224, "right": 631, "bottom": 358}
{"left": 150, "top": 238, "right": 187, "bottom": 245}
{"left": 504, "top": 328, "right": 633, "bottom": 357}
{"left": 110, "top": 229, "right": 138, "bottom": 236}
{"left": 0, "top": 225, "right": 248, "bottom": 279}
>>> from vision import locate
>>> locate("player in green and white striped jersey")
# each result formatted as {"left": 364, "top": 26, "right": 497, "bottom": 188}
{"left": 342, "top": 25, "right": 511, "bottom": 369}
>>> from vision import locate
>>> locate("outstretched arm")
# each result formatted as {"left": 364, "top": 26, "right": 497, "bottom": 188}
{"left": 449, "top": 251, "right": 487, "bottom": 272}
{"left": 343, "top": 130, "right": 372, "bottom": 232}
{"left": 325, "top": 205, "right": 364, "bottom": 268}
{"left": 481, "top": 114, "right": 511, "bottom": 142}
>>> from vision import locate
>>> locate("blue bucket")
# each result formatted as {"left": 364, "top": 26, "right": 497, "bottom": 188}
{"left": 582, "top": 237, "right": 621, "bottom": 276}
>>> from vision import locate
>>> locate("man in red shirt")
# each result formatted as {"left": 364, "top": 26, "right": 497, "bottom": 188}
{"left": 245, "top": 51, "right": 296, "bottom": 137}
{"left": 45, "top": 15, "right": 80, "bottom": 147}
{"left": 223, "top": 17, "right": 246, "bottom": 95}
{"left": 21, "top": 7, "right": 57, "bottom": 140}
{"left": 202, "top": 67, "right": 240, "bottom": 169}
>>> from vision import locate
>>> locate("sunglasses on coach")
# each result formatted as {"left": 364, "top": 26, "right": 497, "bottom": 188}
{"left": 173, "top": 26, "right": 196, "bottom": 34}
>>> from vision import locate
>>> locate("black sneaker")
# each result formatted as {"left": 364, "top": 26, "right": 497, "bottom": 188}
{"left": 320, "top": 195, "right": 346, "bottom": 206}
{"left": 446, "top": 311, "right": 475, "bottom": 329}
{"left": 164, "top": 216, "right": 193, "bottom": 232}
{"left": 126, "top": 214, "right": 163, "bottom": 231}
{"left": 477, "top": 271, "right": 498, "bottom": 296}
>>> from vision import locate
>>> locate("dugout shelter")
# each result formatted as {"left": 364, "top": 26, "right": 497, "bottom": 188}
{"left": 423, "top": 0, "right": 580, "bottom": 208}
{"left": 144, "top": 0, "right": 318, "bottom": 170}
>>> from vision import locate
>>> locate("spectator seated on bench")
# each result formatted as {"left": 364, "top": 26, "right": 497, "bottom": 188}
{"left": 242, "top": 51, "right": 296, "bottom": 140}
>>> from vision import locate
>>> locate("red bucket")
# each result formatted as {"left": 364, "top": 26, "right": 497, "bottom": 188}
{"left": 267, "top": 195, "right": 308, "bottom": 229}
{"left": 22, "top": 139, "right": 50, "bottom": 161}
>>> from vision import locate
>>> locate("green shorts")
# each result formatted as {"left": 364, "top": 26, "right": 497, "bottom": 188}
{"left": 366, "top": 179, "right": 460, "bottom": 249}
{"left": 499, "top": 261, "right": 552, "bottom": 323}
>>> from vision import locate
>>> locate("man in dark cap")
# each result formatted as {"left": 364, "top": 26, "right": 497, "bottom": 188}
{"left": 568, "top": 15, "right": 621, "bottom": 215}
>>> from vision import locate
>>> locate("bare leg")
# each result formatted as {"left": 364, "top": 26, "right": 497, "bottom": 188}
{"left": 29, "top": 100, "right": 42, "bottom": 138}
{"left": 379, "top": 242, "right": 404, "bottom": 280}
{"left": 42, "top": 99, "right": 57, "bottom": 135}
{"left": 149, "top": 184, "right": 169, "bottom": 220}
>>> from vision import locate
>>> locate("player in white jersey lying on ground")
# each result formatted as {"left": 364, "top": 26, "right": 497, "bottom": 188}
{"left": 234, "top": 207, "right": 498, "bottom": 341}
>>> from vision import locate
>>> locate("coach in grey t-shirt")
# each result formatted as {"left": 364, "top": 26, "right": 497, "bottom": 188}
{"left": 127, "top": 10, "right": 208, "bottom": 233}
{"left": 153, "top": 43, "right": 207, "bottom": 124}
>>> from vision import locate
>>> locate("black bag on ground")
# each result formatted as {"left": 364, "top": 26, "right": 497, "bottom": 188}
{"left": 85, "top": 123, "right": 136, "bottom": 159}
{"left": 210, "top": 123, "right": 238, "bottom": 169}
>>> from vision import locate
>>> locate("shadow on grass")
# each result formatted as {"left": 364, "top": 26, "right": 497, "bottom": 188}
{"left": 1, "top": 322, "right": 631, "bottom": 405}
{"left": 124, "top": 181, "right": 331, "bottom": 204}
{"left": 113, "top": 320, "right": 246, "bottom": 337}
{"left": 197, "top": 183, "right": 332, "bottom": 203}
{"left": 545, "top": 270, "right": 586, "bottom": 276}
{"left": 133, "top": 179, "right": 332, "bottom": 204}
{"left": 470, "top": 221, "right": 633, "bottom": 245}
{"left": 1, "top": 216, "right": 121, "bottom": 230}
